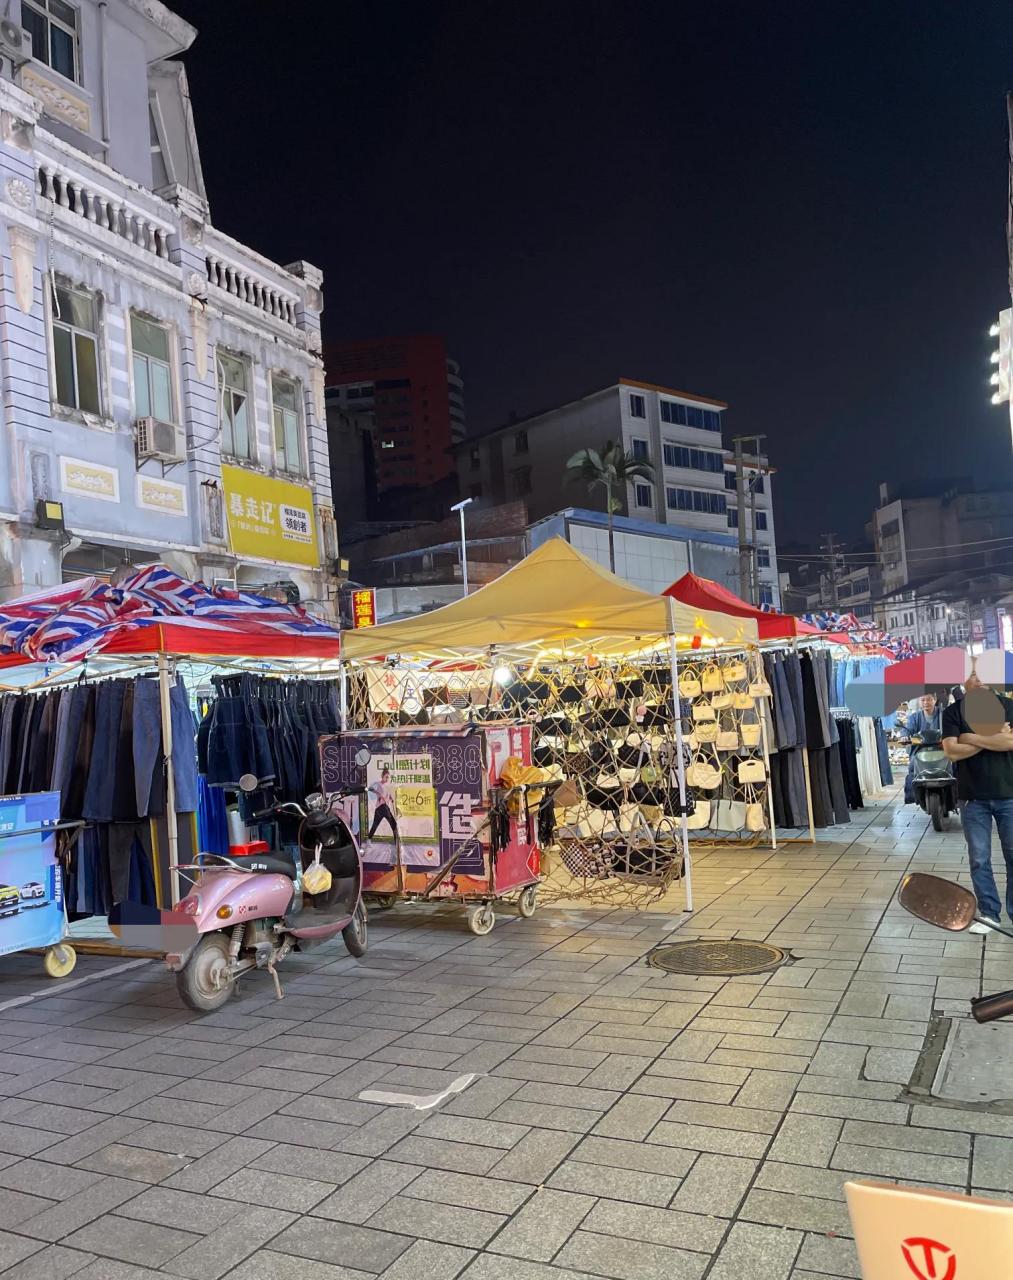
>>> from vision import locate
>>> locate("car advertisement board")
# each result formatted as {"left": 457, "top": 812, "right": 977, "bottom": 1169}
{"left": 0, "top": 791, "right": 63, "bottom": 957}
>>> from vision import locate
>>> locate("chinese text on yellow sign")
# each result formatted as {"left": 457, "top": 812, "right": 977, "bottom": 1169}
{"left": 221, "top": 466, "right": 319, "bottom": 568}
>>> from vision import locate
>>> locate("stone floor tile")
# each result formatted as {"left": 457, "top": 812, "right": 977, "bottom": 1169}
{"left": 311, "top": 1160, "right": 422, "bottom": 1224}
{"left": 460, "top": 1255, "right": 601, "bottom": 1280}
{"left": 489, "top": 1130, "right": 581, "bottom": 1184}
{"left": 385, "top": 1136, "right": 502, "bottom": 1176}
{"left": 15, "top": 1176, "right": 146, "bottom": 1243}
{"left": 766, "top": 1115, "right": 842, "bottom": 1168}
{"left": 402, "top": 1168, "right": 530, "bottom": 1214}
{"left": 63, "top": 1217, "right": 200, "bottom": 1267}
{"left": 229, "top": 1251, "right": 374, "bottom": 1280}
{"left": 740, "top": 1188, "right": 852, "bottom": 1235}
{"left": 670, "top": 1153, "right": 758, "bottom": 1217}
{"left": 648, "top": 1122, "right": 769, "bottom": 1159}
{"left": 795, "top": 1233, "right": 861, "bottom": 1278}
{"left": 162, "top": 1136, "right": 276, "bottom": 1194}
{"left": 554, "top": 1229, "right": 709, "bottom": 1280}
{"left": 368, "top": 1194, "right": 506, "bottom": 1248}
{"left": 420, "top": 1114, "right": 530, "bottom": 1150}
{"left": 212, "top": 1167, "right": 338, "bottom": 1212}
{"left": 377, "top": 1240, "right": 475, "bottom": 1280}
{"left": 0, "top": 1243, "right": 95, "bottom": 1280}
{"left": 570, "top": 1134, "right": 696, "bottom": 1178}
{"left": 580, "top": 1198, "right": 726, "bottom": 1252}
{"left": 972, "top": 1135, "right": 1013, "bottom": 1192}
{"left": 839, "top": 1119, "right": 969, "bottom": 1157}
{"left": 662, "top": 1101, "right": 781, "bottom": 1134}
{"left": 707, "top": 1222, "right": 803, "bottom": 1280}
{"left": 547, "top": 1158, "right": 681, "bottom": 1206}
{"left": 831, "top": 1143, "right": 967, "bottom": 1184}
{"left": 163, "top": 1206, "right": 299, "bottom": 1279}
{"left": 74, "top": 1144, "right": 190, "bottom": 1184}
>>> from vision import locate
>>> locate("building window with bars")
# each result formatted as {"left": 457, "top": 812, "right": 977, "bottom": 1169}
{"left": 272, "top": 375, "right": 304, "bottom": 474}
{"left": 50, "top": 279, "right": 101, "bottom": 415}
{"left": 217, "top": 350, "right": 254, "bottom": 461}
{"left": 23, "top": 0, "right": 78, "bottom": 82}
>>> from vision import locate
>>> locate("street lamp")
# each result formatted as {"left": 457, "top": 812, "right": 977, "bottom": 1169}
{"left": 451, "top": 497, "right": 473, "bottom": 595}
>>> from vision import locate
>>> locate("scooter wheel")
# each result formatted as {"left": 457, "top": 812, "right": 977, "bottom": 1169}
{"left": 468, "top": 904, "right": 495, "bottom": 935}
{"left": 176, "top": 934, "right": 235, "bottom": 1013}
{"left": 517, "top": 887, "right": 538, "bottom": 918}
{"left": 927, "top": 791, "right": 945, "bottom": 833}
{"left": 43, "top": 943, "right": 76, "bottom": 979}
{"left": 343, "top": 904, "right": 368, "bottom": 958}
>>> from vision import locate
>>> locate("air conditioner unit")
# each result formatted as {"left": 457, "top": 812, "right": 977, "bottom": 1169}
{"left": 0, "top": 21, "right": 32, "bottom": 67}
{"left": 135, "top": 417, "right": 185, "bottom": 464}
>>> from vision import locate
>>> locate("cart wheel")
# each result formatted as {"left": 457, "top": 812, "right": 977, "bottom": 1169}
{"left": 468, "top": 904, "right": 495, "bottom": 936}
{"left": 43, "top": 944, "right": 76, "bottom": 979}
{"left": 371, "top": 895, "right": 398, "bottom": 910}
{"left": 517, "top": 887, "right": 538, "bottom": 918}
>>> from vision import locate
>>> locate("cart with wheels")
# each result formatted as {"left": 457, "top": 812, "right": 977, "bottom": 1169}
{"left": 0, "top": 791, "right": 81, "bottom": 979}
{"left": 320, "top": 724, "right": 542, "bottom": 934}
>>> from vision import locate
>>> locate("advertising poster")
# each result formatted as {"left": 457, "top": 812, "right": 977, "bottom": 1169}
{"left": 0, "top": 792, "right": 64, "bottom": 958}
{"left": 320, "top": 731, "right": 486, "bottom": 894}
{"left": 221, "top": 464, "right": 319, "bottom": 568}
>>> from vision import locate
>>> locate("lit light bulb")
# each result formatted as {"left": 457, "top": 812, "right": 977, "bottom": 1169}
{"left": 992, "top": 392, "right": 1004, "bottom": 405}
{"left": 991, "top": 373, "right": 1001, "bottom": 385}
{"left": 990, "top": 323, "right": 1001, "bottom": 338}
{"left": 991, "top": 351, "right": 1001, "bottom": 364}
{"left": 493, "top": 665, "right": 513, "bottom": 685}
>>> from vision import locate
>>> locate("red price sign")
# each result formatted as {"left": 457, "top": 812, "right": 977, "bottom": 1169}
{"left": 902, "top": 1239, "right": 956, "bottom": 1280}
{"left": 351, "top": 589, "right": 376, "bottom": 629}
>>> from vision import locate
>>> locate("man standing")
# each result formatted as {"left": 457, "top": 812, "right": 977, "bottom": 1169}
{"left": 942, "top": 675, "right": 1013, "bottom": 933}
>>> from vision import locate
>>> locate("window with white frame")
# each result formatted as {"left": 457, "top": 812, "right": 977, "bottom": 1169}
{"left": 634, "top": 482, "right": 652, "bottom": 508}
{"left": 131, "top": 314, "right": 174, "bottom": 423}
{"left": 629, "top": 393, "right": 646, "bottom": 418}
{"left": 217, "top": 350, "right": 254, "bottom": 460}
{"left": 272, "top": 375, "right": 304, "bottom": 474}
{"left": 51, "top": 279, "right": 100, "bottom": 415}
{"left": 23, "top": 0, "right": 78, "bottom": 82}
{"left": 631, "top": 438, "right": 649, "bottom": 461}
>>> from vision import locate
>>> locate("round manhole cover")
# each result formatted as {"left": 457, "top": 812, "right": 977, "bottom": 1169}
{"left": 647, "top": 939, "right": 788, "bottom": 976}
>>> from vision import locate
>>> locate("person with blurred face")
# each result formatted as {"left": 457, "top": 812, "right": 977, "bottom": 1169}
{"left": 942, "top": 673, "right": 1013, "bottom": 932}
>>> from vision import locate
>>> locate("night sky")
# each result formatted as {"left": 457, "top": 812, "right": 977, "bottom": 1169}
{"left": 171, "top": 1, "right": 1013, "bottom": 543}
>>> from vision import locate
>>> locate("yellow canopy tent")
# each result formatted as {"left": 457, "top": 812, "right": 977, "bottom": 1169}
{"left": 341, "top": 537, "right": 758, "bottom": 661}
{"left": 340, "top": 540, "right": 760, "bottom": 916}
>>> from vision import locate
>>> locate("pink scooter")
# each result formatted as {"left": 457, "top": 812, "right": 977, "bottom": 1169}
{"left": 164, "top": 777, "right": 369, "bottom": 1012}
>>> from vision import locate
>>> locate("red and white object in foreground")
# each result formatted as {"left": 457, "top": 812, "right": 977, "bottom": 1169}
{"left": 846, "top": 1181, "right": 1013, "bottom": 1279}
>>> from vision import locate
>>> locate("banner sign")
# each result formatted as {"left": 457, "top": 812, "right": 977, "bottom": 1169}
{"left": 221, "top": 465, "right": 319, "bottom": 568}
{"left": 0, "top": 791, "right": 64, "bottom": 958}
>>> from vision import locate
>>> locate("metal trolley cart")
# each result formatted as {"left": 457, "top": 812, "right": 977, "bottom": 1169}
{"left": 320, "top": 724, "right": 542, "bottom": 934}
{"left": 0, "top": 791, "right": 83, "bottom": 978}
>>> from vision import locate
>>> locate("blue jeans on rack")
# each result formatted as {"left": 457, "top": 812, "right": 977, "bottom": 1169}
{"left": 960, "top": 798, "right": 1013, "bottom": 921}
{"left": 133, "top": 678, "right": 198, "bottom": 816}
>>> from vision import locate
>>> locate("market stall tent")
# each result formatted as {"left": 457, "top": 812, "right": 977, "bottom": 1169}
{"left": 342, "top": 537, "right": 758, "bottom": 661}
{"left": 663, "top": 572, "right": 819, "bottom": 642}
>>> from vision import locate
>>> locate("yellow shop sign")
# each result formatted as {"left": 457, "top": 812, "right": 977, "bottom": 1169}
{"left": 221, "top": 466, "right": 319, "bottom": 568}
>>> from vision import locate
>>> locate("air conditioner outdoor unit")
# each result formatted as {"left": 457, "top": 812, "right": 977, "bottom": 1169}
{"left": 135, "top": 416, "right": 185, "bottom": 463}
{"left": 0, "top": 21, "right": 32, "bottom": 66}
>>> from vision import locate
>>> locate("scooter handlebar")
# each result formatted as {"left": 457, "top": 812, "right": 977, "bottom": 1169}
{"left": 971, "top": 989, "right": 1013, "bottom": 1023}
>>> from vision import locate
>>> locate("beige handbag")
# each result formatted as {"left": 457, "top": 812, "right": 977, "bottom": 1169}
{"left": 741, "top": 722, "right": 762, "bottom": 748}
{"left": 685, "top": 799, "right": 711, "bottom": 829}
{"left": 678, "top": 671, "right": 702, "bottom": 698}
{"left": 711, "top": 692, "right": 734, "bottom": 710}
{"left": 716, "top": 729, "right": 740, "bottom": 751}
{"left": 701, "top": 664, "right": 724, "bottom": 693}
{"left": 714, "top": 798, "right": 747, "bottom": 831}
{"left": 684, "top": 731, "right": 698, "bottom": 751}
{"left": 724, "top": 660, "right": 748, "bottom": 684}
{"left": 686, "top": 755, "right": 721, "bottom": 789}
{"left": 745, "top": 802, "right": 766, "bottom": 832}
{"left": 692, "top": 702, "right": 716, "bottom": 722}
{"left": 749, "top": 677, "right": 772, "bottom": 698}
{"left": 696, "top": 720, "right": 719, "bottom": 743}
{"left": 737, "top": 759, "right": 766, "bottom": 783}
{"left": 732, "top": 691, "right": 755, "bottom": 710}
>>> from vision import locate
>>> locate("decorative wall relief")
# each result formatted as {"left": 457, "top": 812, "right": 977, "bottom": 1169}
{"left": 21, "top": 68, "right": 91, "bottom": 132}
{"left": 29, "top": 451, "right": 51, "bottom": 502}
{"left": 5, "top": 178, "right": 32, "bottom": 211}
{"left": 190, "top": 299, "right": 209, "bottom": 381}
{"left": 7, "top": 226, "right": 37, "bottom": 314}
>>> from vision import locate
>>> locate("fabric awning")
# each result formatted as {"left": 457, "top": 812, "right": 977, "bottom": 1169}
{"left": 663, "top": 571, "right": 819, "bottom": 641}
{"left": 341, "top": 538, "right": 758, "bottom": 662}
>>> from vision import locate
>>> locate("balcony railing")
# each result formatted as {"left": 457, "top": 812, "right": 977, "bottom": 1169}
{"left": 204, "top": 249, "right": 299, "bottom": 327}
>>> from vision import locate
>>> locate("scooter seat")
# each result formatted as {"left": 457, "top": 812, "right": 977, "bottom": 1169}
{"left": 229, "top": 854, "right": 298, "bottom": 880}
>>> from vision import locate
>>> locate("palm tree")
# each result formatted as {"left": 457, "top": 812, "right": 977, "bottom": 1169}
{"left": 565, "top": 440, "right": 655, "bottom": 572}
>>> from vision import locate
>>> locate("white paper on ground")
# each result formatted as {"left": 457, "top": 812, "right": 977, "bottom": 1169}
{"left": 358, "top": 1072, "right": 482, "bottom": 1111}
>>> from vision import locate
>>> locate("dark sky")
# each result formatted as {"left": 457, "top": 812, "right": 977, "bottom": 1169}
{"left": 171, "top": 0, "right": 1013, "bottom": 543}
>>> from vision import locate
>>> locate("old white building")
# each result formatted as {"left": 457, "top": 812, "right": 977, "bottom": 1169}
{"left": 0, "top": 0, "right": 334, "bottom": 603}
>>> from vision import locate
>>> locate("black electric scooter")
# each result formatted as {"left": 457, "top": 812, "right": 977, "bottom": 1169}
{"left": 908, "top": 732, "right": 958, "bottom": 832}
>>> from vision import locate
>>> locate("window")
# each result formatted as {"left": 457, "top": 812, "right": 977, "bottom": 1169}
{"left": 51, "top": 280, "right": 100, "bottom": 414}
{"left": 272, "top": 375, "right": 304, "bottom": 474}
{"left": 635, "top": 482, "right": 652, "bottom": 508}
{"left": 755, "top": 512, "right": 768, "bottom": 531}
{"left": 510, "top": 466, "right": 531, "bottom": 496}
{"left": 469, "top": 447, "right": 480, "bottom": 469}
{"left": 663, "top": 443, "right": 723, "bottom": 472}
{"left": 23, "top": 0, "right": 78, "bottom": 82}
{"left": 131, "top": 315, "right": 174, "bottom": 423}
{"left": 727, "top": 508, "right": 738, "bottom": 528}
{"left": 629, "top": 393, "right": 646, "bottom": 418}
{"left": 631, "top": 438, "right": 649, "bottom": 461}
{"left": 881, "top": 518, "right": 900, "bottom": 539}
{"left": 514, "top": 430, "right": 528, "bottom": 454}
{"left": 724, "top": 470, "right": 736, "bottom": 490}
{"left": 757, "top": 548, "right": 771, "bottom": 568}
{"left": 759, "top": 586, "right": 774, "bottom": 606}
{"left": 217, "top": 350, "right": 254, "bottom": 460}
{"left": 666, "top": 487, "right": 726, "bottom": 515}
{"left": 660, "top": 400, "right": 721, "bottom": 431}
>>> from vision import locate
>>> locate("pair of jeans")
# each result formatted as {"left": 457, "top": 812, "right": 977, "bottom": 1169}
{"left": 83, "top": 681, "right": 127, "bottom": 821}
{"left": 133, "top": 678, "right": 198, "bottom": 816}
{"left": 960, "top": 797, "right": 1013, "bottom": 920}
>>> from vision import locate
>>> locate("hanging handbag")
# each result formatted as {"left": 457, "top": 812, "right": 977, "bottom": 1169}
{"left": 749, "top": 675, "right": 772, "bottom": 698}
{"left": 714, "top": 798, "right": 747, "bottom": 831}
{"left": 732, "top": 691, "right": 755, "bottom": 710}
{"left": 685, "top": 798, "right": 711, "bottom": 829}
{"left": 692, "top": 702, "right": 716, "bottom": 722}
{"left": 640, "top": 704, "right": 671, "bottom": 728}
{"left": 716, "top": 728, "right": 740, "bottom": 751}
{"left": 711, "top": 692, "right": 733, "bottom": 710}
{"left": 745, "top": 802, "right": 766, "bottom": 832}
{"left": 737, "top": 759, "right": 767, "bottom": 783}
{"left": 678, "top": 671, "right": 701, "bottom": 698}
{"left": 686, "top": 754, "right": 721, "bottom": 789}
{"left": 615, "top": 677, "right": 645, "bottom": 701}
{"left": 724, "top": 659, "right": 748, "bottom": 684}
{"left": 701, "top": 664, "right": 724, "bottom": 693}
{"left": 696, "top": 720, "right": 718, "bottom": 743}
{"left": 740, "top": 722, "right": 762, "bottom": 748}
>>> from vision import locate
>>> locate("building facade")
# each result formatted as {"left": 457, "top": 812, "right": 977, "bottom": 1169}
{"left": 0, "top": 0, "right": 333, "bottom": 604}
{"left": 454, "top": 377, "right": 780, "bottom": 604}
{"left": 325, "top": 335, "right": 464, "bottom": 498}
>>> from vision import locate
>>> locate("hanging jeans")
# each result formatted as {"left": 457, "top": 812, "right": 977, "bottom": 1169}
{"left": 960, "top": 798, "right": 1013, "bottom": 921}
{"left": 83, "top": 681, "right": 127, "bottom": 821}
{"left": 133, "top": 678, "right": 199, "bottom": 816}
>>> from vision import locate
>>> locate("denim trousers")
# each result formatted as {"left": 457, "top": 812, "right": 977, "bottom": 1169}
{"left": 960, "top": 797, "right": 1013, "bottom": 920}
{"left": 133, "top": 678, "right": 198, "bottom": 816}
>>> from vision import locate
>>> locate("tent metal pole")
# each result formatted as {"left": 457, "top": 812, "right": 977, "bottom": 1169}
{"left": 339, "top": 660, "right": 348, "bottom": 731}
{"left": 158, "top": 652, "right": 180, "bottom": 905}
{"left": 666, "top": 597, "right": 692, "bottom": 913}
{"left": 793, "top": 640, "right": 817, "bottom": 844}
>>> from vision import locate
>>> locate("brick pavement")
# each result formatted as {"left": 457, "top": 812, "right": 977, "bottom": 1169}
{"left": 2, "top": 784, "right": 1013, "bottom": 1280}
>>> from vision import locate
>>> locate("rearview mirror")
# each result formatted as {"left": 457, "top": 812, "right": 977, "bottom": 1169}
{"left": 354, "top": 748, "right": 371, "bottom": 767}
{"left": 899, "top": 872, "right": 977, "bottom": 931}
{"left": 238, "top": 773, "right": 259, "bottom": 794}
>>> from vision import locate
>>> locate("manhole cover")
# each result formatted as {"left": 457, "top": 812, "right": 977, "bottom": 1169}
{"left": 647, "top": 939, "right": 788, "bottom": 976}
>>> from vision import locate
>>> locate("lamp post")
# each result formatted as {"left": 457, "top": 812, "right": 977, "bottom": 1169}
{"left": 451, "top": 497, "right": 473, "bottom": 595}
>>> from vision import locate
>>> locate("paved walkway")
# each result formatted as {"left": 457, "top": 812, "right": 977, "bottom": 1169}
{"left": 2, "top": 786, "right": 1012, "bottom": 1280}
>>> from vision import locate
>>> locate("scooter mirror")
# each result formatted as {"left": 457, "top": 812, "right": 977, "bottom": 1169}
{"left": 238, "top": 773, "right": 259, "bottom": 793}
{"left": 899, "top": 872, "right": 977, "bottom": 931}
{"left": 354, "top": 748, "right": 372, "bottom": 767}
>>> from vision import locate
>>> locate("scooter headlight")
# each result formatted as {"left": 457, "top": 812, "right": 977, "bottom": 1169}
{"left": 181, "top": 896, "right": 200, "bottom": 916}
